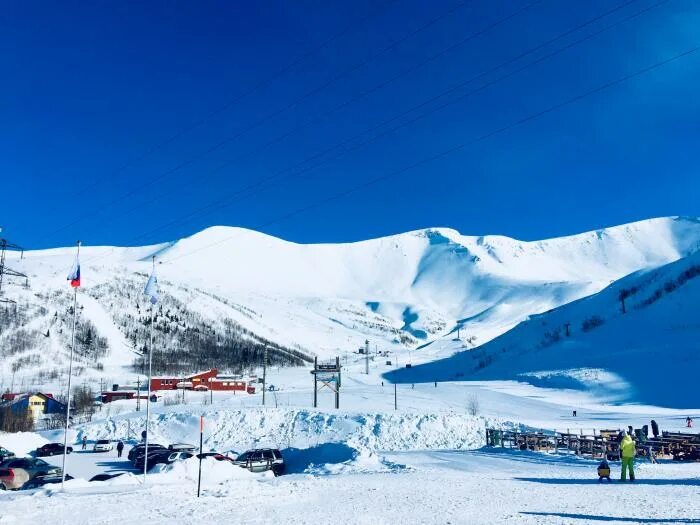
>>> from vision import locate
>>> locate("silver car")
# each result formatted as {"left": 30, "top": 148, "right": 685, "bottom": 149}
{"left": 233, "top": 448, "right": 285, "bottom": 476}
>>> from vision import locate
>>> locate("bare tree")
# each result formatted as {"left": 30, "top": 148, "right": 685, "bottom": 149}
{"left": 467, "top": 393, "right": 480, "bottom": 417}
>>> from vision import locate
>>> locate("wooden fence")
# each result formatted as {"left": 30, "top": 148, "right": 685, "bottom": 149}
{"left": 485, "top": 428, "right": 700, "bottom": 461}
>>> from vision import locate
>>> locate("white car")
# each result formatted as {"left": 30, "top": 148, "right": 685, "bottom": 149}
{"left": 93, "top": 439, "right": 113, "bottom": 452}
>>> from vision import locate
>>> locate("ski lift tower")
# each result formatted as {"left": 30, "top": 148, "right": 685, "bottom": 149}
{"left": 0, "top": 229, "right": 27, "bottom": 304}
{"left": 311, "top": 356, "right": 341, "bottom": 409}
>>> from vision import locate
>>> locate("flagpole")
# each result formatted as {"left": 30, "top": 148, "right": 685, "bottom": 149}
{"left": 144, "top": 255, "right": 155, "bottom": 484}
{"left": 62, "top": 240, "right": 80, "bottom": 490}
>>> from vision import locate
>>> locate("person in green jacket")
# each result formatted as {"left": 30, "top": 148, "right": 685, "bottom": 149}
{"left": 620, "top": 431, "right": 636, "bottom": 481}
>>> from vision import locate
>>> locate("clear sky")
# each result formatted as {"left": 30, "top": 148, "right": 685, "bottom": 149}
{"left": 3, "top": 0, "right": 699, "bottom": 249}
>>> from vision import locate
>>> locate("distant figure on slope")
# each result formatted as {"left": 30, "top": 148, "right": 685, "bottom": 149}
{"left": 82, "top": 436, "right": 87, "bottom": 450}
{"left": 619, "top": 431, "right": 636, "bottom": 482}
{"left": 116, "top": 440, "right": 124, "bottom": 458}
{"left": 651, "top": 419, "right": 659, "bottom": 438}
{"left": 687, "top": 416, "right": 693, "bottom": 428}
{"left": 572, "top": 410, "right": 577, "bottom": 417}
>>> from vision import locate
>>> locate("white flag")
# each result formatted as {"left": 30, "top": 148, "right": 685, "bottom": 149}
{"left": 144, "top": 268, "right": 159, "bottom": 305}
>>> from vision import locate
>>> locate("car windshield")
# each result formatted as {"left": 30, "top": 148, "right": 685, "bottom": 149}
{"left": 96, "top": 440, "right": 109, "bottom": 444}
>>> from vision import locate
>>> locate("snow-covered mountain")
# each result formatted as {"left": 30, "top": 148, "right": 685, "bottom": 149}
{"left": 2, "top": 216, "right": 700, "bottom": 389}
{"left": 388, "top": 240, "right": 700, "bottom": 408}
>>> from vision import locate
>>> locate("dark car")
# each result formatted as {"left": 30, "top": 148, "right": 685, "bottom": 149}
{"left": 234, "top": 448, "right": 285, "bottom": 476}
{"left": 197, "top": 452, "right": 235, "bottom": 462}
{"left": 0, "top": 447, "right": 15, "bottom": 462}
{"left": 128, "top": 443, "right": 165, "bottom": 463}
{"left": 134, "top": 450, "right": 192, "bottom": 471}
{"left": 89, "top": 472, "right": 125, "bottom": 482}
{"left": 35, "top": 443, "right": 73, "bottom": 457}
{"left": 0, "top": 458, "right": 62, "bottom": 490}
{"left": 22, "top": 474, "right": 74, "bottom": 490}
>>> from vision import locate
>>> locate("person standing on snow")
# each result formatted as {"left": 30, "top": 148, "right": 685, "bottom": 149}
{"left": 116, "top": 440, "right": 124, "bottom": 458}
{"left": 620, "top": 431, "right": 636, "bottom": 482}
{"left": 82, "top": 435, "right": 87, "bottom": 450}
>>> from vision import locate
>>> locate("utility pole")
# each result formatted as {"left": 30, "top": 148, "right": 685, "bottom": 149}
{"left": 262, "top": 346, "right": 268, "bottom": 406}
{"left": 366, "top": 339, "right": 370, "bottom": 369}
{"left": 136, "top": 377, "right": 141, "bottom": 412}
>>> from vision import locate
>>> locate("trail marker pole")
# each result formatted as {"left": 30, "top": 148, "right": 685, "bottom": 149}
{"left": 197, "top": 416, "right": 204, "bottom": 497}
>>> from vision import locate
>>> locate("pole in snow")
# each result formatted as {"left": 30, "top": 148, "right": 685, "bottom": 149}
{"left": 143, "top": 255, "right": 158, "bottom": 484}
{"left": 262, "top": 345, "right": 268, "bottom": 406}
{"left": 197, "top": 416, "right": 204, "bottom": 497}
{"left": 394, "top": 383, "right": 397, "bottom": 410}
{"left": 62, "top": 240, "right": 81, "bottom": 490}
{"left": 365, "top": 339, "right": 369, "bottom": 375}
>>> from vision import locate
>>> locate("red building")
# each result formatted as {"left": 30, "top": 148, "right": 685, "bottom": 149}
{"left": 150, "top": 369, "right": 255, "bottom": 394}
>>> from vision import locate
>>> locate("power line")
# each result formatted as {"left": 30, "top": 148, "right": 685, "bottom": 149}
{"left": 162, "top": 43, "right": 700, "bottom": 264}
{"left": 38, "top": 0, "right": 469, "bottom": 243}
{"left": 38, "top": 0, "right": 398, "bottom": 241}
{"left": 106, "top": 0, "right": 655, "bottom": 249}
{"left": 91, "top": 0, "right": 543, "bottom": 240}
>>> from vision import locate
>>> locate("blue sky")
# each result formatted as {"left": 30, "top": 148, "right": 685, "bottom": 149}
{"left": 3, "top": 0, "right": 700, "bottom": 248}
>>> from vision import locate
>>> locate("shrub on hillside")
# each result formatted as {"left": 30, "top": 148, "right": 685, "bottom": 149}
{"left": 581, "top": 315, "right": 604, "bottom": 332}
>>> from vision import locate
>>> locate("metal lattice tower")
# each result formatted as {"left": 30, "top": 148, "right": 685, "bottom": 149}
{"left": 0, "top": 231, "right": 28, "bottom": 304}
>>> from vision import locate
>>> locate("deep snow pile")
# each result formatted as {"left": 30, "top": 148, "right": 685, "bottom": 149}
{"left": 75, "top": 407, "right": 493, "bottom": 457}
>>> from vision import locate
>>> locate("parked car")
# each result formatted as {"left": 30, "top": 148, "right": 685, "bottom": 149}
{"left": 93, "top": 439, "right": 113, "bottom": 452}
{"left": 22, "top": 474, "right": 74, "bottom": 490}
{"left": 168, "top": 443, "right": 197, "bottom": 452}
{"left": 134, "top": 450, "right": 192, "bottom": 471}
{"left": 233, "top": 448, "right": 285, "bottom": 476}
{"left": 0, "top": 447, "right": 15, "bottom": 462}
{"left": 89, "top": 472, "right": 125, "bottom": 482}
{"left": 0, "top": 458, "right": 61, "bottom": 490}
{"left": 35, "top": 443, "right": 72, "bottom": 457}
{"left": 128, "top": 443, "right": 165, "bottom": 462}
{"left": 197, "top": 452, "right": 235, "bottom": 462}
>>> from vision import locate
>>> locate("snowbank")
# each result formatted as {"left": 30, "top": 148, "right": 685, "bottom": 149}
{"left": 0, "top": 431, "right": 48, "bottom": 457}
{"left": 77, "top": 407, "right": 492, "bottom": 456}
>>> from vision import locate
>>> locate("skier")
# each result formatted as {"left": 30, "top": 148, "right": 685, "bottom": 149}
{"left": 82, "top": 435, "right": 87, "bottom": 450}
{"left": 116, "top": 440, "right": 124, "bottom": 458}
{"left": 687, "top": 416, "right": 693, "bottom": 428}
{"left": 619, "top": 431, "right": 636, "bottom": 482}
{"left": 572, "top": 410, "right": 577, "bottom": 417}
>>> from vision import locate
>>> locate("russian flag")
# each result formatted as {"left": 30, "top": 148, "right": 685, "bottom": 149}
{"left": 67, "top": 254, "right": 81, "bottom": 288}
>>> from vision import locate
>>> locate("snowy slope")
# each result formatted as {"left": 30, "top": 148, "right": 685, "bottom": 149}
{"left": 2, "top": 216, "right": 700, "bottom": 389}
{"left": 388, "top": 247, "right": 700, "bottom": 408}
